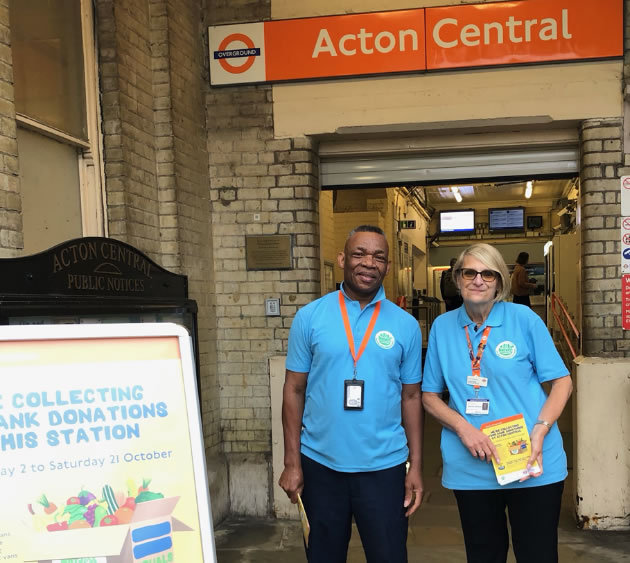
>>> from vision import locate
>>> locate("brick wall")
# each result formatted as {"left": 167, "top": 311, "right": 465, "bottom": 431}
{"left": 206, "top": 83, "right": 320, "bottom": 455}
{"left": 0, "top": 0, "right": 21, "bottom": 257}
{"left": 580, "top": 118, "right": 626, "bottom": 356}
{"left": 206, "top": 80, "right": 319, "bottom": 513}
{"left": 207, "top": 0, "right": 269, "bottom": 24}
{"left": 207, "top": 0, "right": 322, "bottom": 516}
{"left": 148, "top": 0, "right": 220, "bottom": 454}
{"left": 97, "top": 0, "right": 161, "bottom": 254}
{"left": 96, "top": 0, "right": 223, "bottom": 515}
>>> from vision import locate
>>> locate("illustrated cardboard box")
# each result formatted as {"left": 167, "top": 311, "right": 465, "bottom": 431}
{"left": 24, "top": 497, "right": 193, "bottom": 563}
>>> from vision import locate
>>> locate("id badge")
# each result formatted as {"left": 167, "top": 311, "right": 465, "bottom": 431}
{"left": 344, "top": 379, "right": 364, "bottom": 410}
{"left": 465, "top": 398, "right": 490, "bottom": 415}
{"left": 466, "top": 375, "right": 488, "bottom": 387}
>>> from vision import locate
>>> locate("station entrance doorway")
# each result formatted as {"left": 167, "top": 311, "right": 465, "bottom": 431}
{"left": 317, "top": 134, "right": 582, "bottom": 523}
{"left": 318, "top": 135, "right": 581, "bottom": 361}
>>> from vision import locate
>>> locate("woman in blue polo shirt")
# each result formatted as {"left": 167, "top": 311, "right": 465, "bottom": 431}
{"left": 422, "top": 243, "right": 572, "bottom": 563}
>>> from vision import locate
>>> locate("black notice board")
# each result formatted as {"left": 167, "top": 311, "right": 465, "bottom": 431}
{"left": 0, "top": 237, "right": 200, "bottom": 392}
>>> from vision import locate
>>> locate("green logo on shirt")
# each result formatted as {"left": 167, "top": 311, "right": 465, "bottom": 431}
{"left": 495, "top": 341, "right": 517, "bottom": 359}
{"left": 375, "top": 331, "right": 395, "bottom": 349}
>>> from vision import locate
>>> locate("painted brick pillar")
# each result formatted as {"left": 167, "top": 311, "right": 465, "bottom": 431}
{"left": 0, "top": 0, "right": 21, "bottom": 257}
{"left": 580, "top": 119, "right": 627, "bottom": 355}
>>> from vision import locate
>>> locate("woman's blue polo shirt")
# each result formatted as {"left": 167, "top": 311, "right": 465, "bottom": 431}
{"left": 422, "top": 301, "right": 569, "bottom": 490}
{"left": 286, "top": 285, "right": 422, "bottom": 472}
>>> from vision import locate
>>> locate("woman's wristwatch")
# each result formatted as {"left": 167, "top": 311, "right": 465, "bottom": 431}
{"left": 534, "top": 419, "right": 552, "bottom": 429}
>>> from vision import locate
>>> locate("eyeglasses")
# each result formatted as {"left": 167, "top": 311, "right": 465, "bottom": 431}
{"left": 458, "top": 268, "right": 498, "bottom": 282}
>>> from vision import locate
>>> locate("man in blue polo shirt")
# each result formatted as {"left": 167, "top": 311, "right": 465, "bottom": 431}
{"left": 279, "top": 225, "right": 423, "bottom": 563}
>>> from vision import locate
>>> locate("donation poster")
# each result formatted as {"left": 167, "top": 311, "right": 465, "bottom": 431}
{"left": 480, "top": 413, "right": 540, "bottom": 486}
{"left": 0, "top": 323, "right": 216, "bottom": 563}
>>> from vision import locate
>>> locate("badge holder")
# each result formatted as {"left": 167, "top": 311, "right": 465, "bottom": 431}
{"left": 466, "top": 397, "right": 490, "bottom": 415}
{"left": 344, "top": 379, "right": 364, "bottom": 410}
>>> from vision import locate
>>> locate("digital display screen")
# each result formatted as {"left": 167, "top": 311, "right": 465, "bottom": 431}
{"left": 439, "top": 210, "right": 475, "bottom": 233}
{"left": 527, "top": 216, "right": 543, "bottom": 229}
{"left": 488, "top": 207, "right": 525, "bottom": 231}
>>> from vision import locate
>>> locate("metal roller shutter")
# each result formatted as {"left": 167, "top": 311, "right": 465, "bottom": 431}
{"left": 320, "top": 145, "right": 579, "bottom": 188}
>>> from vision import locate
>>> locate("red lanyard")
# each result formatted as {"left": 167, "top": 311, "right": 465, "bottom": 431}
{"left": 338, "top": 291, "right": 381, "bottom": 379}
{"left": 464, "top": 326, "right": 491, "bottom": 387}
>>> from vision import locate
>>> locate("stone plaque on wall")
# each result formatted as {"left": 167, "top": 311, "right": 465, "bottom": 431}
{"left": 246, "top": 235, "right": 292, "bottom": 270}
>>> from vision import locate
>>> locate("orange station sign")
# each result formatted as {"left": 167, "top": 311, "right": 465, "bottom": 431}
{"left": 209, "top": 0, "right": 622, "bottom": 86}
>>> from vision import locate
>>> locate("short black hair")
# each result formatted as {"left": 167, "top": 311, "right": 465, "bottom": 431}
{"left": 515, "top": 252, "right": 529, "bottom": 265}
{"left": 348, "top": 225, "right": 385, "bottom": 238}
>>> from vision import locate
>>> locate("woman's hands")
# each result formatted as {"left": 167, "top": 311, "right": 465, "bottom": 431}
{"left": 519, "top": 422, "right": 548, "bottom": 481}
{"left": 458, "top": 418, "right": 548, "bottom": 481}
{"left": 422, "top": 392, "right": 501, "bottom": 464}
{"left": 519, "top": 375, "right": 572, "bottom": 481}
{"left": 456, "top": 421, "right": 501, "bottom": 464}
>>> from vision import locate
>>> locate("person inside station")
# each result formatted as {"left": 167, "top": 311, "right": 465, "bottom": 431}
{"left": 440, "top": 257, "right": 463, "bottom": 311}
{"left": 510, "top": 252, "right": 537, "bottom": 308}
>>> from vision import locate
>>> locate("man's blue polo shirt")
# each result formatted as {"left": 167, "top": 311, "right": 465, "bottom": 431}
{"left": 286, "top": 284, "right": 422, "bottom": 472}
{"left": 422, "top": 301, "right": 569, "bottom": 490}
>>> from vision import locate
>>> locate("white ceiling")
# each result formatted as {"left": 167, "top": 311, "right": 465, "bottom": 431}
{"left": 423, "top": 178, "right": 574, "bottom": 206}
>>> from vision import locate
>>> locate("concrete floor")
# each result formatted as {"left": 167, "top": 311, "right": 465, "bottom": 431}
{"left": 214, "top": 416, "right": 630, "bottom": 563}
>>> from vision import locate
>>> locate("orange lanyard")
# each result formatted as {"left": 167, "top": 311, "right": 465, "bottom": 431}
{"left": 464, "top": 326, "right": 491, "bottom": 388}
{"left": 338, "top": 291, "right": 381, "bottom": 379}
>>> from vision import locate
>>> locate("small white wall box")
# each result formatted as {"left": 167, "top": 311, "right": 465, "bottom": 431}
{"left": 265, "top": 298, "right": 280, "bottom": 316}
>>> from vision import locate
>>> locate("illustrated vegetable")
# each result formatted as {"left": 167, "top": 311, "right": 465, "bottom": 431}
{"left": 29, "top": 500, "right": 57, "bottom": 533}
{"left": 47, "top": 521, "right": 68, "bottom": 532}
{"left": 93, "top": 505, "right": 108, "bottom": 527}
{"left": 37, "top": 494, "right": 58, "bottom": 515}
{"left": 33, "top": 479, "right": 165, "bottom": 533}
{"left": 84, "top": 503, "right": 97, "bottom": 527}
{"left": 69, "top": 519, "right": 91, "bottom": 529}
{"left": 102, "top": 485, "right": 119, "bottom": 515}
{"left": 122, "top": 496, "right": 136, "bottom": 510}
{"left": 30, "top": 514, "right": 51, "bottom": 533}
{"left": 62, "top": 503, "right": 88, "bottom": 525}
{"left": 79, "top": 488, "right": 96, "bottom": 506}
{"left": 100, "top": 514, "right": 119, "bottom": 527}
{"left": 135, "top": 491, "right": 164, "bottom": 504}
{"left": 126, "top": 479, "right": 138, "bottom": 499}
{"left": 114, "top": 506, "right": 134, "bottom": 524}
{"left": 138, "top": 478, "right": 152, "bottom": 493}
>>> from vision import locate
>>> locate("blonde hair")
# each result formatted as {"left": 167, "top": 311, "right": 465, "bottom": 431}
{"left": 453, "top": 243, "right": 511, "bottom": 303}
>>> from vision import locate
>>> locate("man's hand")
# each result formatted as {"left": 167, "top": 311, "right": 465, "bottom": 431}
{"left": 279, "top": 464, "right": 304, "bottom": 504}
{"left": 403, "top": 464, "right": 423, "bottom": 517}
{"left": 280, "top": 370, "right": 308, "bottom": 503}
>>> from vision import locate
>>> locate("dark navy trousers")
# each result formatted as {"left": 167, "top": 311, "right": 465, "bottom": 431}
{"left": 300, "top": 454, "right": 408, "bottom": 563}
{"left": 454, "top": 480, "right": 564, "bottom": 563}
